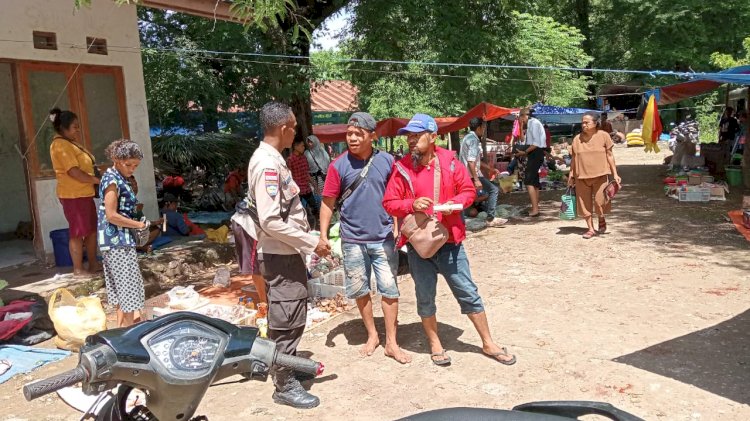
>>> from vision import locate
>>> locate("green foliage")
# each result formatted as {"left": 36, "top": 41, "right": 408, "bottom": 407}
{"left": 152, "top": 133, "right": 257, "bottom": 178}
{"left": 344, "top": 2, "right": 591, "bottom": 117}
{"left": 344, "top": 0, "right": 519, "bottom": 117}
{"left": 310, "top": 50, "right": 351, "bottom": 81}
{"left": 597, "top": 0, "right": 750, "bottom": 72}
{"left": 711, "top": 37, "right": 750, "bottom": 69}
{"left": 695, "top": 92, "right": 720, "bottom": 144}
{"left": 507, "top": 12, "right": 592, "bottom": 106}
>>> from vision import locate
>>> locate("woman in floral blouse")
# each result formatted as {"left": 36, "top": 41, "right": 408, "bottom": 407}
{"left": 98, "top": 139, "right": 146, "bottom": 327}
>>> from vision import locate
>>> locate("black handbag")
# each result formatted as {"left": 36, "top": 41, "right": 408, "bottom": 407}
{"left": 397, "top": 249, "right": 410, "bottom": 276}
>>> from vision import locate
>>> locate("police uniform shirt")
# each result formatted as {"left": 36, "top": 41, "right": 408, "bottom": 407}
{"left": 248, "top": 142, "right": 318, "bottom": 256}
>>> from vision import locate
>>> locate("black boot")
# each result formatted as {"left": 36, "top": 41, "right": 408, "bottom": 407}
{"left": 295, "top": 371, "right": 316, "bottom": 383}
{"left": 272, "top": 369, "right": 320, "bottom": 409}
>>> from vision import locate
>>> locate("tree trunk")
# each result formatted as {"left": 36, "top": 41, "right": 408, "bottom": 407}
{"left": 574, "top": 0, "right": 596, "bottom": 108}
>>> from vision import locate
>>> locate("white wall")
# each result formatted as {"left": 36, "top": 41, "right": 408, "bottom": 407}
{"left": 0, "top": 0, "right": 157, "bottom": 255}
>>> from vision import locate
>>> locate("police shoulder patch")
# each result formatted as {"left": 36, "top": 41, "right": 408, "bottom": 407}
{"left": 264, "top": 169, "right": 279, "bottom": 198}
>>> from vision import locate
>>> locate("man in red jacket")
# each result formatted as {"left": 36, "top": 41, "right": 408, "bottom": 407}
{"left": 383, "top": 114, "right": 516, "bottom": 367}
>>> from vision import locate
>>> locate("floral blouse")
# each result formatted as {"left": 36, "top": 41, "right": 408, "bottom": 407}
{"left": 97, "top": 167, "right": 137, "bottom": 251}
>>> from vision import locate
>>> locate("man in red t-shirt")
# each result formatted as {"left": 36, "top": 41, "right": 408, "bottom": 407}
{"left": 286, "top": 138, "right": 320, "bottom": 221}
{"left": 383, "top": 113, "right": 516, "bottom": 367}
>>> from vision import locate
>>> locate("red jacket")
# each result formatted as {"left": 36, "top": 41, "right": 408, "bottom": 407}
{"left": 383, "top": 146, "right": 476, "bottom": 247}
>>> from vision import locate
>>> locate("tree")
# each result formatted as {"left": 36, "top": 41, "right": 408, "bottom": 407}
{"left": 80, "top": 0, "right": 348, "bottom": 139}
{"left": 343, "top": 0, "right": 519, "bottom": 117}
{"left": 139, "top": 9, "right": 269, "bottom": 133}
{"left": 711, "top": 37, "right": 750, "bottom": 69}
{"left": 343, "top": 2, "right": 590, "bottom": 116}
{"left": 505, "top": 12, "right": 592, "bottom": 106}
{"left": 593, "top": 0, "right": 750, "bottom": 73}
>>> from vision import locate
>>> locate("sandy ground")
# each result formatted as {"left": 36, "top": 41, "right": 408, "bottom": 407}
{"left": 2, "top": 144, "right": 749, "bottom": 421}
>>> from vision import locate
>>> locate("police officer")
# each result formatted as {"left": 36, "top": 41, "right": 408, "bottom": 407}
{"left": 248, "top": 102, "right": 331, "bottom": 409}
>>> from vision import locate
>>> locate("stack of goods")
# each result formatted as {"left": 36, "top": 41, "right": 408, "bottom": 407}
{"left": 664, "top": 170, "right": 727, "bottom": 201}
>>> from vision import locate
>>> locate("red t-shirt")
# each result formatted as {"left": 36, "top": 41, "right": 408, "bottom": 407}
{"left": 286, "top": 154, "right": 312, "bottom": 195}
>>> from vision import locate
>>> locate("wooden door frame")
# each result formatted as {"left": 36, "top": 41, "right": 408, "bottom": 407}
{"left": 12, "top": 59, "right": 131, "bottom": 257}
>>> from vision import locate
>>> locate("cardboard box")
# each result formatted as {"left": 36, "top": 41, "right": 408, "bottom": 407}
{"left": 710, "top": 186, "right": 726, "bottom": 201}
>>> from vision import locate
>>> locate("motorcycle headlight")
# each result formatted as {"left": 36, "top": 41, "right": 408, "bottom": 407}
{"left": 147, "top": 321, "right": 224, "bottom": 375}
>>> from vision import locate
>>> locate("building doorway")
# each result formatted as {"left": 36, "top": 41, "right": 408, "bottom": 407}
{"left": 0, "top": 62, "right": 35, "bottom": 268}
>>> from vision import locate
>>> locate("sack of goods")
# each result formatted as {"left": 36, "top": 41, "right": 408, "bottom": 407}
{"left": 48, "top": 288, "right": 106, "bottom": 351}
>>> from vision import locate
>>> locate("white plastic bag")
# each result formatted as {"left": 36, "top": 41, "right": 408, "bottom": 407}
{"left": 48, "top": 288, "right": 107, "bottom": 351}
{"left": 166, "top": 286, "right": 200, "bottom": 310}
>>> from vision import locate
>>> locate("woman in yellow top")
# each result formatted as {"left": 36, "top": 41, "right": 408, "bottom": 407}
{"left": 568, "top": 112, "right": 622, "bottom": 239}
{"left": 49, "top": 108, "right": 101, "bottom": 276}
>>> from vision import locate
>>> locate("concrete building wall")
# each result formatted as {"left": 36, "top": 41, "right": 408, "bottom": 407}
{"left": 0, "top": 0, "right": 157, "bottom": 255}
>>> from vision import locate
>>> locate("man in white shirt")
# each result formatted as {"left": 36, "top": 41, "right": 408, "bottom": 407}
{"left": 459, "top": 117, "right": 507, "bottom": 226}
{"left": 516, "top": 108, "right": 546, "bottom": 217}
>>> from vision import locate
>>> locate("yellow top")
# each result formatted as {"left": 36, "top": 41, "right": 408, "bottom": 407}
{"left": 50, "top": 136, "right": 96, "bottom": 199}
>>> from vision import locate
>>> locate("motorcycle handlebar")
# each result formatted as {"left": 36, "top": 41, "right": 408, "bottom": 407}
{"left": 273, "top": 353, "right": 324, "bottom": 377}
{"left": 23, "top": 366, "right": 87, "bottom": 401}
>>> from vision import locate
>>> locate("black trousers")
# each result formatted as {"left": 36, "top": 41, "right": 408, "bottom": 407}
{"left": 259, "top": 253, "right": 309, "bottom": 389}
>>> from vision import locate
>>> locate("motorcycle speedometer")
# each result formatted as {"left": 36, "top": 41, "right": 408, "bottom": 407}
{"left": 170, "top": 336, "right": 221, "bottom": 371}
{"left": 146, "top": 321, "right": 225, "bottom": 376}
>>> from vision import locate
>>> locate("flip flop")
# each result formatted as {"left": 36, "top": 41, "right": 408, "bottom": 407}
{"left": 598, "top": 220, "right": 607, "bottom": 234}
{"left": 486, "top": 218, "right": 508, "bottom": 227}
{"left": 582, "top": 230, "right": 596, "bottom": 239}
{"left": 430, "top": 350, "right": 452, "bottom": 366}
{"left": 484, "top": 347, "right": 516, "bottom": 366}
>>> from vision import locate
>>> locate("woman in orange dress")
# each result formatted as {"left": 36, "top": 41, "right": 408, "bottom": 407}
{"left": 568, "top": 112, "right": 622, "bottom": 239}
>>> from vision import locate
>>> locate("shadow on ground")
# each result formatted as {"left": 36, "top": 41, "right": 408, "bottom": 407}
{"left": 325, "top": 317, "right": 484, "bottom": 356}
{"left": 503, "top": 162, "right": 750, "bottom": 270}
{"left": 613, "top": 308, "right": 750, "bottom": 405}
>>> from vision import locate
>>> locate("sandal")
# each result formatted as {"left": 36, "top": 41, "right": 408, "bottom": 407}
{"left": 598, "top": 219, "right": 607, "bottom": 234}
{"left": 430, "top": 350, "right": 452, "bottom": 366}
{"left": 582, "top": 230, "right": 596, "bottom": 239}
{"left": 483, "top": 347, "right": 516, "bottom": 366}
{"left": 486, "top": 218, "right": 508, "bottom": 227}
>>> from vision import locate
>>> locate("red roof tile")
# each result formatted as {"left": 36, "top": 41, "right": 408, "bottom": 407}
{"left": 311, "top": 80, "right": 359, "bottom": 112}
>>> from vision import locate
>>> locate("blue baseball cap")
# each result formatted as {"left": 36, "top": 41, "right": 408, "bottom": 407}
{"left": 397, "top": 113, "right": 438, "bottom": 135}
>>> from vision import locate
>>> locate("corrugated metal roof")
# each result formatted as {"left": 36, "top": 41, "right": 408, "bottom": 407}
{"left": 311, "top": 80, "right": 359, "bottom": 112}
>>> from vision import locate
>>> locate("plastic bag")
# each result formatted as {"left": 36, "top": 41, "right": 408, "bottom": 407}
{"left": 559, "top": 187, "right": 577, "bottom": 220}
{"left": 48, "top": 288, "right": 106, "bottom": 351}
{"left": 166, "top": 286, "right": 200, "bottom": 309}
{"left": 212, "top": 266, "right": 231, "bottom": 288}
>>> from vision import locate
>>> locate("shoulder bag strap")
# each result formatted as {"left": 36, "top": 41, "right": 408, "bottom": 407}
{"left": 62, "top": 137, "right": 101, "bottom": 180}
{"left": 432, "top": 156, "right": 441, "bottom": 215}
{"left": 336, "top": 151, "right": 378, "bottom": 208}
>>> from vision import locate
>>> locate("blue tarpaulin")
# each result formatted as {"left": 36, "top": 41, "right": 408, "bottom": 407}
{"left": 504, "top": 103, "right": 600, "bottom": 124}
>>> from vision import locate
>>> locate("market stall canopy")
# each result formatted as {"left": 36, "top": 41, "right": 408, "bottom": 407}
{"left": 439, "top": 102, "right": 514, "bottom": 133}
{"left": 503, "top": 102, "right": 600, "bottom": 124}
{"left": 656, "top": 65, "right": 750, "bottom": 105}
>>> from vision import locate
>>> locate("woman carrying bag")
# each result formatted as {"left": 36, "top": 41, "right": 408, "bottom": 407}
{"left": 568, "top": 112, "right": 622, "bottom": 239}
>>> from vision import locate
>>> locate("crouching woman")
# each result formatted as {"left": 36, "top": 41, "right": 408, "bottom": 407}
{"left": 97, "top": 139, "right": 147, "bottom": 327}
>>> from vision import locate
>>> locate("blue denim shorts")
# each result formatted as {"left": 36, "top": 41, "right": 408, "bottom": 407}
{"left": 407, "top": 242, "right": 484, "bottom": 318}
{"left": 342, "top": 239, "right": 399, "bottom": 299}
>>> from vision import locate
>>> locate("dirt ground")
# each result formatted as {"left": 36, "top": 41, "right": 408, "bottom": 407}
{"left": 2, "top": 144, "right": 749, "bottom": 421}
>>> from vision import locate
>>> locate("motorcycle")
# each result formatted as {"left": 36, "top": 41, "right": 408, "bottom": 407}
{"left": 398, "top": 402, "right": 644, "bottom": 420}
{"left": 22, "top": 312, "right": 323, "bottom": 420}
{"left": 24, "top": 312, "right": 644, "bottom": 421}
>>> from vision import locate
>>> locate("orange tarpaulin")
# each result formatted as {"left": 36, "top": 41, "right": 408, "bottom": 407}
{"left": 440, "top": 102, "right": 514, "bottom": 133}
{"left": 312, "top": 102, "right": 512, "bottom": 143}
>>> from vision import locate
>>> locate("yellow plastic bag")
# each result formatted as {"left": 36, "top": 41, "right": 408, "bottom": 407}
{"left": 48, "top": 288, "right": 107, "bottom": 351}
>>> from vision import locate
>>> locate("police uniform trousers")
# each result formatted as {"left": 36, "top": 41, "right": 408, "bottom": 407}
{"left": 258, "top": 253, "right": 309, "bottom": 386}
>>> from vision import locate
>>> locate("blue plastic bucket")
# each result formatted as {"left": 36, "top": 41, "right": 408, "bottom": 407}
{"left": 49, "top": 228, "right": 73, "bottom": 267}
